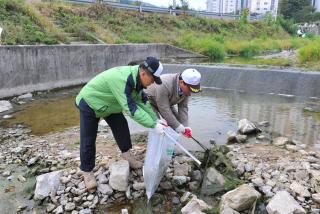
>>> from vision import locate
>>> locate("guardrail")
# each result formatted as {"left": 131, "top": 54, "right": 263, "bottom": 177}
{"left": 66, "top": 0, "right": 241, "bottom": 20}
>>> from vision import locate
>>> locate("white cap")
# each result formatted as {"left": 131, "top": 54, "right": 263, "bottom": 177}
{"left": 181, "top": 69, "right": 201, "bottom": 93}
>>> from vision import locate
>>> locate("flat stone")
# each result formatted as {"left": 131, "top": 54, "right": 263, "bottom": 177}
{"left": 65, "top": 202, "right": 76, "bottom": 211}
{"left": 34, "top": 171, "right": 63, "bottom": 200}
{"left": 290, "top": 181, "right": 311, "bottom": 197}
{"left": 109, "top": 160, "right": 129, "bottom": 191}
{"left": 133, "top": 182, "right": 145, "bottom": 190}
{"left": 98, "top": 184, "right": 113, "bottom": 195}
{"left": 221, "top": 184, "right": 261, "bottom": 211}
{"left": 238, "top": 119, "right": 258, "bottom": 134}
{"left": 0, "top": 100, "right": 12, "bottom": 113}
{"left": 273, "top": 137, "right": 289, "bottom": 147}
{"left": 181, "top": 196, "right": 210, "bottom": 214}
{"left": 312, "top": 193, "right": 320, "bottom": 203}
{"left": 266, "top": 191, "right": 306, "bottom": 214}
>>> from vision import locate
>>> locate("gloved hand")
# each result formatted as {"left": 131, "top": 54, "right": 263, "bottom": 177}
{"left": 157, "top": 119, "right": 168, "bottom": 127}
{"left": 184, "top": 127, "right": 192, "bottom": 138}
{"left": 154, "top": 122, "right": 165, "bottom": 134}
{"left": 175, "top": 125, "right": 192, "bottom": 138}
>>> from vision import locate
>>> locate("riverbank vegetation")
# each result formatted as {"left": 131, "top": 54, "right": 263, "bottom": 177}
{"left": 0, "top": 0, "right": 319, "bottom": 70}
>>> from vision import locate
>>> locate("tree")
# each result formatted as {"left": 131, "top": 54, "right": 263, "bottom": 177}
{"left": 180, "top": 0, "right": 189, "bottom": 11}
{"left": 279, "top": 0, "right": 318, "bottom": 22}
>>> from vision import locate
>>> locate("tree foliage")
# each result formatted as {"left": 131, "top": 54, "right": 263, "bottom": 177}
{"left": 279, "top": 0, "right": 320, "bottom": 22}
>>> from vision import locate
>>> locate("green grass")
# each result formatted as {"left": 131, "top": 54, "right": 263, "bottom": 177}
{"left": 0, "top": 0, "right": 66, "bottom": 44}
{"left": 1, "top": 0, "right": 320, "bottom": 70}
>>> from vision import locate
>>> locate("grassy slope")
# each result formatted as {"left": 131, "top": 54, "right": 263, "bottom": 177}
{"left": 0, "top": 0, "right": 319, "bottom": 69}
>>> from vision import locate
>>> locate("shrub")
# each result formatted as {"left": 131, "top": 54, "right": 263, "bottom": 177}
{"left": 298, "top": 41, "right": 320, "bottom": 63}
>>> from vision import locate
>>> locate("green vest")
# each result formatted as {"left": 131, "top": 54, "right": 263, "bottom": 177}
{"left": 76, "top": 65, "right": 157, "bottom": 128}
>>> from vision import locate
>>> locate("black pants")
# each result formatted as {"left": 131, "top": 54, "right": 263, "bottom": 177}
{"left": 77, "top": 99, "right": 132, "bottom": 172}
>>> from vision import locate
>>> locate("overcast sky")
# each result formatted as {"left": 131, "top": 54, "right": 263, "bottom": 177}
{"left": 143, "top": 0, "right": 207, "bottom": 11}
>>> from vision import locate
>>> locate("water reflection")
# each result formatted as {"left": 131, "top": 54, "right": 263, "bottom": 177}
{"left": 189, "top": 89, "right": 320, "bottom": 148}
{"left": 1, "top": 88, "right": 319, "bottom": 149}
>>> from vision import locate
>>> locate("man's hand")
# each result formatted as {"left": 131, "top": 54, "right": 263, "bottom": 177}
{"left": 184, "top": 127, "right": 192, "bottom": 138}
{"left": 157, "top": 119, "right": 168, "bottom": 127}
{"left": 154, "top": 122, "right": 165, "bottom": 134}
{"left": 175, "top": 125, "right": 192, "bottom": 138}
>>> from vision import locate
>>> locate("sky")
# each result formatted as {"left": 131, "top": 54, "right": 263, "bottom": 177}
{"left": 142, "top": 0, "right": 207, "bottom": 11}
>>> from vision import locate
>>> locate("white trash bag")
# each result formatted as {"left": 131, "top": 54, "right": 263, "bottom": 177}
{"left": 143, "top": 126, "right": 179, "bottom": 200}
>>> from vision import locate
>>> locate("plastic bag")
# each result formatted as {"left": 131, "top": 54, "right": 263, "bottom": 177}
{"left": 143, "top": 126, "right": 179, "bottom": 200}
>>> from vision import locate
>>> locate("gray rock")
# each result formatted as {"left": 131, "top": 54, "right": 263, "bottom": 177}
{"left": 2, "top": 170, "right": 11, "bottom": 177}
{"left": 0, "top": 100, "right": 12, "bottom": 113}
{"left": 65, "top": 202, "right": 76, "bottom": 211}
{"left": 172, "top": 196, "right": 180, "bottom": 205}
{"left": 191, "top": 170, "right": 203, "bottom": 181}
{"left": 203, "top": 167, "right": 226, "bottom": 195}
{"left": 181, "top": 192, "right": 192, "bottom": 203}
{"left": 244, "top": 163, "right": 253, "bottom": 172}
{"left": 312, "top": 193, "right": 320, "bottom": 203}
{"left": 160, "top": 181, "right": 172, "bottom": 190}
{"left": 181, "top": 196, "right": 210, "bottom": 214}
{"left": 189, "top": 181, "right": 200, "bottom": 191}
{"left": 266, "top": 191, "right": 306, "bottom": 214}
{"left": 236, "top": 134, "right": 247, "bottom": 143}
{"left": 46, "top": 204, "right": 56, "bottom": 212}
{"left": 79, "top": 209, "right": 92, "bottom": 214}
{"left": 290, "top": 181, "right": 311, "bottom": 197}
{"left": 251, "top": 177, "right": 264, "bottom": 187}
{"left": 109, "top": 160, "right": 129, "bottom": 191}
{"left": 34, "top": 170, "right": 63, "bottom": 200}
{"left": 273, "top": 137, "right": 289, "bottom": 147}
{"left": 174, "top": 163, "right": 190, "bottom": 176}
{"left": 97, "top": 173, "right": 108, "bottom": 184}
{"left": 172, "top": 176, "right": 188, "bottom": 186}
{"left": 238, "top": 119, "right": 258, "bottom": 134}
{"left": 27, "top": 156, "right": 39, "bottom": 166}
{"left": 133, "top": 182, "right": 145, "bottom": 190}
{"left": 3, "top": 114, "right": 13, "bottom": 119}
{"left": 220, "top": 184, "right": 261, "bottom": 212}
{"left": 220, "top": 205, "right": 240, "bottom": 214}
{"left": 98, "top": 184, "right": 113, "bottom": 195}
{"left": 227, "top": 131, "right": 237, "bottom": 143}
{"left": 53, "top": 205, "right": 64, "bottom": 214}
{"left": 18, "top": 93, "right": 33, "bottom": 99}
{"left": 86, "top": 194, "right": 94, "bottom": 201}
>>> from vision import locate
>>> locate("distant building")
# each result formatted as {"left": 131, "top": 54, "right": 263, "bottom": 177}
{"left": 207, "top": 0, "right": 279, "bottom": 15}
{"left": 206, "top": 0, "right": 240, "bottom": 13}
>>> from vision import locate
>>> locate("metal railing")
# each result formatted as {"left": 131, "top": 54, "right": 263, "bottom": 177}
{"left": 66, "top": 0, "right": 241, "bottom": 20}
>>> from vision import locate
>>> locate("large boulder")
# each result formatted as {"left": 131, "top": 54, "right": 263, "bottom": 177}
{"left": 181, "top": 196, "right": 210, "bottom": 214}
{"left": 220, "top": 184, "right": 261, "bottom": 212}
{"left": 237, "top": 119, "right": 259, "bottom": 134}
{"left": 109, "top": 160, "right": 129, "bottom": 191}
{"left": 0, "top": 100, "right": 12, "bottom": 113}
{"left": 34, "top": 170, "right": 63, "bottom": 200}
{"left": 202, "top": 167, "right": 226, "bottom": 195}
{"left": 266, "top": 191, "right": 306, "bottom": 214}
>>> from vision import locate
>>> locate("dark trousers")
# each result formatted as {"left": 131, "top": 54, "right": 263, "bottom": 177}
{"left": 77, "top": 99, "right": 132, "bottom": 172}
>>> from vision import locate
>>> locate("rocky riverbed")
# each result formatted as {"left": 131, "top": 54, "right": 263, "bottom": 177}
{"left": 0, "top": 95, "right": 320, "bottom": 214}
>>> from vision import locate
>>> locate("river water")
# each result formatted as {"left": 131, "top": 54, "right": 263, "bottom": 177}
{"left": 1, "top": 87, "right": 319, "bottom": 150}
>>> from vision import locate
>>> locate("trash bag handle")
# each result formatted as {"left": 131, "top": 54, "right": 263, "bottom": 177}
{"left": 163, "top": 129, "right": 201, "bottom": 166}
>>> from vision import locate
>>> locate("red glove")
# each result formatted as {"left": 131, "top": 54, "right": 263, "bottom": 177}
{"left": 184, "top": 127, "right": 192, "bottom": 138}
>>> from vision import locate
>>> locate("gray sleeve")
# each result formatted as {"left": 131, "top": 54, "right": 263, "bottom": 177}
{"left": 155, "top": 87, "right": 181, "bottom": 129}
{"left": 177, "top": 97, "right": 188, "bottom": 127}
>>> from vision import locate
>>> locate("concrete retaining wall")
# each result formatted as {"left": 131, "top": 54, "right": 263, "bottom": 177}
{"left": 163, "top": 64, "right": 320, "bottom": 98}
{"left": 0, "top": 44, "right": 204, "bottom": 98}
{"left": 1, "top": 44, "right": 320, "bottom": 99}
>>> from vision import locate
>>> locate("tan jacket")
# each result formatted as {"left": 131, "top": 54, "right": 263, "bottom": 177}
{"left": 144, "top": 73, "right": 188, "bottom": 129}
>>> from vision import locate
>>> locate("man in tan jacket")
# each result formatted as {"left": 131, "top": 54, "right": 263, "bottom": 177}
{"left": 145, "top": 69, "right": 201, "bottom": 138}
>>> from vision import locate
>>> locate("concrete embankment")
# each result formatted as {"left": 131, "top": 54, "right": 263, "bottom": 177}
{"left": 0, "top": 44, "right": 204, "bottom": 98}
{"left": 163, "top": 64, "right": 320, "bottom": 99}
{"left": 1, "top": 44, "right": 320, "bottom": 98}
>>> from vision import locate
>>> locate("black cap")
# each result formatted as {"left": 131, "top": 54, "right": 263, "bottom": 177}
{"left": 143, "top": 57, "right": 163, "bottom": 85}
